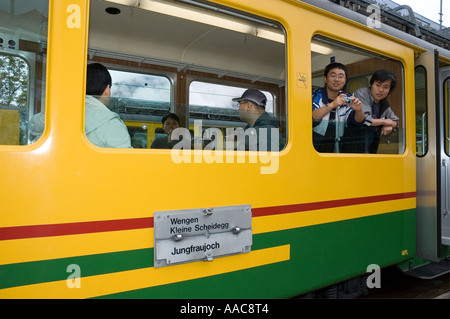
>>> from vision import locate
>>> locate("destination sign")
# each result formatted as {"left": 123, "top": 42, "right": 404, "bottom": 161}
{"left": 154, "top": 205, "right": 252, "bottom": 267}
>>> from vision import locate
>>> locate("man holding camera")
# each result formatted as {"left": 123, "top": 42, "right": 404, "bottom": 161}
{"left": 312, "top": 62, "right": 364, "bottom": 153}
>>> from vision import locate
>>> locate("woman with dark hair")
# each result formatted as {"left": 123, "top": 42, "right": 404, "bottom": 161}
{"left": 353, "top": 69, "right": 399, "bottom": 153}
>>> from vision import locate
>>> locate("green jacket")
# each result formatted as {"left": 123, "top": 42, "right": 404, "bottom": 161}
{"left": 30, "top": 96, "right": 131, "bottom": 148}
{"left": 84, "top": 96, "right": 131, "bottom": 148}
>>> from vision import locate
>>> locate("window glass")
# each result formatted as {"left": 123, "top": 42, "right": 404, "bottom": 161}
{"left": 311, "top": 35, "right": 405, "bottom": 154}
{"left": 88, "top": 0, "right": 286, "bottom": 151}
{"left": 108, "top": 70, "right": 171, "bottom": 148}
{"left": 190, "top": 82, "right": 274, "bottom": 113}
{"left": 415, "top": 66, "right": 428, "bottom": 156}
{"left": 0, "top": 0, "right": 48, "bottom": 145}
{"left": 188, "top": 81, "right": 277, "bottom": 148}
{"left": 445, "top": 77, "right": 450, "bottom": 156}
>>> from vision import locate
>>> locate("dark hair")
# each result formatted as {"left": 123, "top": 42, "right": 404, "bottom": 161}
{"left": 324, "top": 62, "right": 348, "bottom": 79}
{"left": 369, "top": 69, "right": 397, "bottom": 91}
{"left": 162, "top": 113, "right": 179, "bottom": 125}
{"left": 86, "top": 63, "right": 112, "bottom": 96}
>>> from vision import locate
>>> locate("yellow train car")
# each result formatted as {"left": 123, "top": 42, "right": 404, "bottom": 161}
{"left": 0, "top": 0, "right": 449, "bottom": 299}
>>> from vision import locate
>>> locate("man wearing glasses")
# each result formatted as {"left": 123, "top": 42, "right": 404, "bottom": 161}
{"left": 232, "top": 89, "right": 283, "bottom": 152}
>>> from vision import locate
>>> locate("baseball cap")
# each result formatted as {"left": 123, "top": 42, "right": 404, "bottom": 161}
{"left": 232, "top": 89, "right": 267, "bottom": 107}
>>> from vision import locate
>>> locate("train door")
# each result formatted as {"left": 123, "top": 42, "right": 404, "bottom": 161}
{"left": 440, "top": 65, "right": 450, "bottom": 248}
{"left": 415, "top": 50, "right": 450, "bottom": 262}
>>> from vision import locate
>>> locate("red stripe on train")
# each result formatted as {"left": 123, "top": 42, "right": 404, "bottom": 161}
{"left": 0, "top": 192, "right": 415, "bottom": 241}
{"left": 0, "top": 217, "right": 153, "bottom": 241}
{"left": 252, "top": 192, "right": 416, "bottom": 217}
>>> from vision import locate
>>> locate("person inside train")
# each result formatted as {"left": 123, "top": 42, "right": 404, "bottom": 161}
{"left": 85, "top": 63, "right": 132, "bottom": 148}
{"left": 29, "top": 63, "right": 132, "bottom": 148}
{"left": 150, "top": 112, "right": 181, "bottom": 149}
{"left": 352, "top": 69, "right": 399, "bottom": 153}
{"left": 232, "top": 89, "right": 283, "bottom": 151}
{"left": 312, "top": 62, "right": 364, "bottom": 153}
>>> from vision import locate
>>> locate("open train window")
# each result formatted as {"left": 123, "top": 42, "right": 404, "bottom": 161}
{"left": 311, "top": 35, "right": 405, "bottom": 154}
{"left": 88, "top": 0, "right": 286, "bottom": 151}
{"left": 0, "top": 1, "right": 48, "bottom": 146}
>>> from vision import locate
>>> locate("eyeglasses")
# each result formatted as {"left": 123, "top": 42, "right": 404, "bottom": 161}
{"left": 328, "top": 73, "right": 345, "bottom": 80}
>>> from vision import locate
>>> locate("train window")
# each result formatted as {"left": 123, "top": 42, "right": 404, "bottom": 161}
{"left": 108, "top": 69, "right": 172, "bottom": 148}
{"left": 88, "top": 0, "right": 286, "bottom": 151}
{"left": 311, "top": 35, "right": 405, "bottom": 154}
{"left": 188, "top": 81, "right": 277, "bottom": 148}
{"left": 190, "top": 82, "right": 274, "bottom": 113}
{"left": 415, "top": 66, "right": 428, "bottom": 156}
{"left": 0, "top": 1, "right": 48, "bottom": 145}
{"left": 445, "top": 77, "right": 450, "bottom": 156}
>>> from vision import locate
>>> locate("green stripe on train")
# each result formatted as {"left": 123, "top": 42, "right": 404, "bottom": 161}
{"left": 0, "top": 248, "right": 153, "bottom": 289}
{"left": 96, "top": 209, "right": 416, "bottom": 298}
{"left": 0, "top": 209, "right": 415, "bottom": 296}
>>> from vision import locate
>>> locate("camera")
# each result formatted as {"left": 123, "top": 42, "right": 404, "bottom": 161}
{"left": 342, "top": 96, "right": 352, "bottom": 105}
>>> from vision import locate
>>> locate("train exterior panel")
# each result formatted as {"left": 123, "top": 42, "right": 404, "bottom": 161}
{"left": 0, "top": 0, "right": 446, "bottom": 298}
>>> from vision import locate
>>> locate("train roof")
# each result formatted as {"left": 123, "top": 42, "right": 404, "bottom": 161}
{"left": 300, "top": 0, "right": 450, "bottom": 60}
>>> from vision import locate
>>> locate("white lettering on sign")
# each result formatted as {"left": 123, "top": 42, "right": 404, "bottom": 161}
{"left": 67, "top": 4, "right": 81, "bottom": 29}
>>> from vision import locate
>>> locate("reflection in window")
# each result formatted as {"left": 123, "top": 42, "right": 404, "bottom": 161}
{"left": 0, "top": 0, "right": 48, "bottom": 145}
{"left": 0, "top": 55, "right": 29, "bottom": 145}
{"left": 110, "top": 70, "right": 171, "bottom": 103}
{"left": 188, "top": 81, "right": 275, "bottom": 126}
{"left": 188, "top": 81, "right": 281, "bottom": 151}
{"left": 127, "top": 123, "right": 149, "bottom": 148}
{"left": 108, "top": 70, "right": 172, "bottom": 148}
{"left": 415, "top": 66, "right": 428, "bottom": 156}
{"left": 189, "top": 82, "right": 274, "bottom": 113}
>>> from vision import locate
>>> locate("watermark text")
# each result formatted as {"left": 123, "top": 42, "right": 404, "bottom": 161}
{"left": 170, "top": 120, "right": 280, "bottom": 174}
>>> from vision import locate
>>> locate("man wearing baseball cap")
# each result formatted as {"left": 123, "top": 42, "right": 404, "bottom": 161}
{"left": 232, "top": 89, "right": 283, "bottom": 151}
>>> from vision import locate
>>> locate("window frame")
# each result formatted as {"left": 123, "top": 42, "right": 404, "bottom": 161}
{"left": 311, "top": 34, "right": 406, "bottom": 155}
{"left": 86, "top": 0, "right": 287, "bottom": 151}
{"left": 444, "top": 76, "right": 450, "bottom": 156}
{"left": 415, "top": 65, "right": 429, "bottom": 157}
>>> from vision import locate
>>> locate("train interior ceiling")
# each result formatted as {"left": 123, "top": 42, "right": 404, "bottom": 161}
{"left": 2, "top": 0, "right": 405, "bottom": 153}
